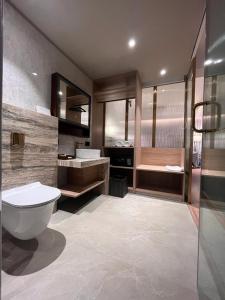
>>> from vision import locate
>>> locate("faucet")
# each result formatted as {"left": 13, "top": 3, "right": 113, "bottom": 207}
{"left": 74, "top": 141, "right": 84, "bottom": 155}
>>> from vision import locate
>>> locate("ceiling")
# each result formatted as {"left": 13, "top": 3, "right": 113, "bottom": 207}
{"left": 10, "top": 0, "right": 205, "bottom": 85}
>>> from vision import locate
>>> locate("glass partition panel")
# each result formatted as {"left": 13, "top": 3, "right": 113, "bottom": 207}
{"left": 198, "top": 74, "right": 225, "bottom": 300}
{"left": 141, "top": 87, "right": 153, "bottom": 147}
{"left": 105, "top": 100, "right": 126, "bottom": 146}
{"left": 214, "top": 74, "right": 225, "bottom": 149}
{"left": 198, "top": 1, "right": 225, "bottom": 299}
{"left": 128, "top": 98, "right": 135, "bottom": 146}
{"left": 156, "top": 82, "right": 185, "bottom": 148}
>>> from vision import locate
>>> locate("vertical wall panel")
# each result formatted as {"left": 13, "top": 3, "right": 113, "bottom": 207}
{"left": 155, "top": 82, "right": 185, "bottom": 148}
{"left": 141, "top": 87, "right": 153, "bottom": 147}
{"left": 214, "top": 74, "right": 225, "bottom": 148}
{"left": 128, "top": 98, "right": 135, "bottom": 145}
{"left": 105, "top": 100, "right": 126, "bottom": 146}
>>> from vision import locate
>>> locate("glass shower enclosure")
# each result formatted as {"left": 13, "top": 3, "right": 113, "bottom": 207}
{"left": 197, "top": 1, "right": 225, "bottom": 299}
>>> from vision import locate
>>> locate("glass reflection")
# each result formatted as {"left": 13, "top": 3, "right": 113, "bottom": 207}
{"left": 58, "top": 79, "right": 89, "bottom": 126}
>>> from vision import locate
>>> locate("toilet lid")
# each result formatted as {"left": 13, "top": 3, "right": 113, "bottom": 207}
{"left": 2, "top": 182, "right": 61, "bottom": 208}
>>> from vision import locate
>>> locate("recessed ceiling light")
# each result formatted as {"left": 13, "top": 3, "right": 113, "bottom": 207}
{"left": 214, "top": 59, "right": 223, "bottom": 64}
{"left": 128, "top": 38, "right": 136, "bottom": 48}
{"left": 204, "top": 59, "right": 213, "bottom": 66}
{"left": 160, "top": 69, "right": 167, "bottom": 76}
{"left": 32, "top": 72, "right": 38, "bottom": 76}
{"left": 58, "top": 91, "right": 63, "bottom": 96}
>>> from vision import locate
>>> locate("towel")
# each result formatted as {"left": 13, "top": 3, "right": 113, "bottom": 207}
{"left": 166, "top": 165, "right": 184, "bottom": 172}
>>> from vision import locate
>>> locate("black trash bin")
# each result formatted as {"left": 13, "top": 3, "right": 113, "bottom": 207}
{"left": 109, "top": 175, "right": 128, "bottom": 198}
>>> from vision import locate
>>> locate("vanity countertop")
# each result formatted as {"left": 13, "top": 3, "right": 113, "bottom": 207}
{"left": 58, "top": 157, "right": 110, "bottom": 168}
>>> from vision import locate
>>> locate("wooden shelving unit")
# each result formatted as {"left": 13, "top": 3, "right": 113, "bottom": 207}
{"left": 58, "top": 158, "right": 110, "bottom": 199}
{"left": 136, "top": 168, "right": 183, "bottom": 197}
{"left": 110, "top": 165, "right": 133, "bottom": 170}
{"left": 135, "top": 148, "right": 184, "bottom": 200}
{"left": 60, "top": 180, "right": 105, "bottom": 198}
{"left": 92, "top": 71, "right": 186, "bottom": 201}
{"left": 104, "top": 146, "right": 135, "bottom": 188}
{"left": 136, "top": 164, "right": 183, "bottom": 174}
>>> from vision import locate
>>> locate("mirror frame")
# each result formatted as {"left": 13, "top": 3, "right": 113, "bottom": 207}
{"left": 51, "top": 72, "right": 91, "bottom": 137}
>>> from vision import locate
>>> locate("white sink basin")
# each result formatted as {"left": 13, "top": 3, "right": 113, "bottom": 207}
{"left": 76, "top": 149, "right": 101, "bottom": 159}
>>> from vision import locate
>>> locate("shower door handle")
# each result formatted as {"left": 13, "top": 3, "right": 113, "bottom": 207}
{"left": 192, "top": 101, "right": 221, "bottom": 133}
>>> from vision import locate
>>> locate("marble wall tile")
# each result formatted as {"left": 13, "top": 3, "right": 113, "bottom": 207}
{"left": 58, "top": 134, "right": 90, "bottom": 156}
{"left": 2, "top": 103, "right": 58, "bottom": 190}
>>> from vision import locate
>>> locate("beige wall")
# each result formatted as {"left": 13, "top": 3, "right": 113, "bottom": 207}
{"left": 3, "top": 2, "right": 93, "bottom": 111}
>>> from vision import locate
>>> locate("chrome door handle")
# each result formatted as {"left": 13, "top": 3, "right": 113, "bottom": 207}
{"left": 192, "top": 101, "right": 221, "bottom": 133}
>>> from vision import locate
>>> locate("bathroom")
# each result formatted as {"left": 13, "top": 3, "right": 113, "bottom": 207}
{"left": 1, "top": 0, "right": 225, "bottom": 299}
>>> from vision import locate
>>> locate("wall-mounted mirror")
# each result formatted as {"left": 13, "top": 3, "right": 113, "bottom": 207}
{"left": 51, "top": 73, "right": 91, "bottom": 137}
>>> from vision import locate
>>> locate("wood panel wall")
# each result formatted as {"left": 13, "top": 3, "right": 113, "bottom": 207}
{"left": 2, "top": 103, "right": 58, "bottom": 190}
{"left": 134, "top": 73, "right": 142, "bottom": 188}
{"left": 93, "top": 71, "right": 137, "bottom": 103}
{"left": 91, "top": 101, "right": 105, "bottom": 148}
{"left": 140, "top": 147, "right": 184, "bottom": 166}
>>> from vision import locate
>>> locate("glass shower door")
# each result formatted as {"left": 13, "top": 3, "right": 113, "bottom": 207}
{"left": 184, "top": 61, "right": 195, "bottom": 202}
{"left": 198, "top": 1, "right": 225, "bottom": 299}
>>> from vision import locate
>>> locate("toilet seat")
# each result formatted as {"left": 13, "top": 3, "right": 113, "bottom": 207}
{"left": 2, "top": 182, "right": 61, "bottom": 208}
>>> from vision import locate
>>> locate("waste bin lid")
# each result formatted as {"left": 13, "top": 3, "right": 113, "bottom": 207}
{"left": 112, "top": 174, "right": 126, "bottom": 178}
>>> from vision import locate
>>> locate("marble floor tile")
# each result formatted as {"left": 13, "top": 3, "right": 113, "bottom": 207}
{"left": 2, "top": 193, "right": 199, "bottom": 300}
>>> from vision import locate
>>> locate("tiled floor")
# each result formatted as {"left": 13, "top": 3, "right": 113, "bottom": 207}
{"left": 2, "top": 193, "right": 199, "bottom": 300}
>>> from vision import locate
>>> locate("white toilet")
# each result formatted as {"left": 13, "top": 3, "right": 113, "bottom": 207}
{"left": 2, "top": 182, "right": 61, "bottom": 240}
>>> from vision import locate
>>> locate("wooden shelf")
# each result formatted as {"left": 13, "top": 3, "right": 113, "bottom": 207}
{"left": 60, "top": 180, "right": 104, "bottom": 198}
{"left": 110, "top": 165, "right": 133, "bottom": 170}
{"left": 104, "top": 146, "right": 134, "bottom": 149}
{"left": 202, "top": 169, "right": 225, "bottom": 178}
{"left": 135, "top": 188, "right": 183, "bottom": 201}
{"left": 58, "top": 157, "right": 109, "bottom": 168}
{"left": 136, "top": 164, "right": 184, "bottom": 174}
{"left": 59, "top": 118, "right": 89, "bottom": 130}
{"left": 59, "top": 118, "right": 90, "bottom": 137}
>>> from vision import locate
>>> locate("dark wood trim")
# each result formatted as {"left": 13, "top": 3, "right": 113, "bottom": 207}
{"left": 125, "top": 99, "right": 129, "bottom": 140}
{"left": 103, "top": 102, "right": 106, "bottom": 146}
{"left": 152, "top": 86, "right": 157, "bottom": 147}
{"left": 188, "top": 58, "right": 196, "bottom": 204}
{"left": 0, "top": 0, "right": 2, "bottom": 221}
{"left": 211, "top": 75, "right": 217, "bottom": 102}
{"left": 184, "top": 75, "right": 188, "bottom": 148}
{"left": 51, "top": 73, "right": 60, "bottom": 117}
{"left": 143, "top": 79, "right": 185, "bottom": 89}
{"left": 97, "top": 97, "right": 133, "bottom": 103}
{"left": 210, "top": 75, "right": 217, "bottom": 148}
{"left": 51, "top": 72, "right": 91, "bottom": 115}
{"left": 184, "top": 58, "right": 196, "bottom": 203}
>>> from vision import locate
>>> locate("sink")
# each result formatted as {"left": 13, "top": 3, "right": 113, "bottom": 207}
{"left": 76, "top": 149, "right": 101, "bottom": 159}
